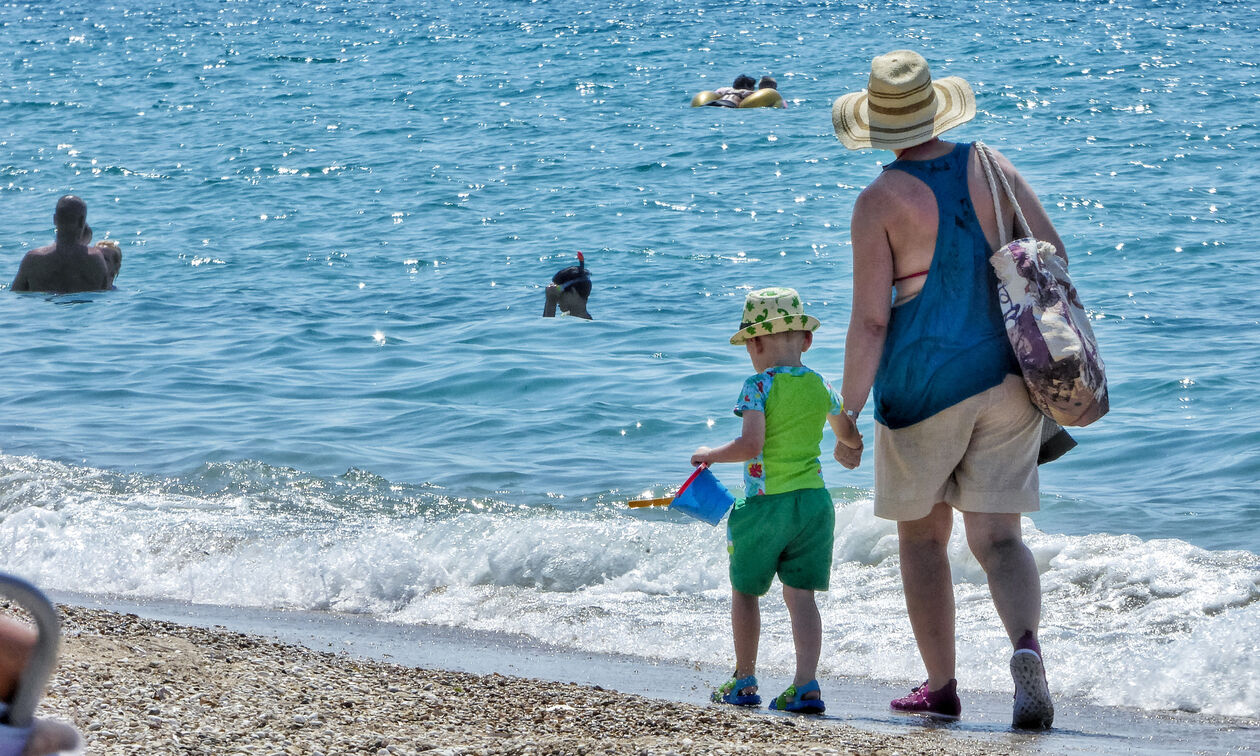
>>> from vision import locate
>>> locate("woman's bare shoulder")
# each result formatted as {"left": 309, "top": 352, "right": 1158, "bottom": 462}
{"left": 854, "top": 169, "right": 928, "bottom": 219}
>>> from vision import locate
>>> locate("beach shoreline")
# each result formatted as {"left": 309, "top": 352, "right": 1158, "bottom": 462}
{"left": 26, "top": 598, "right": 1258, "bottom": 755}
{"left": 40, "top": 602, "right": 1003, "bottom": 755}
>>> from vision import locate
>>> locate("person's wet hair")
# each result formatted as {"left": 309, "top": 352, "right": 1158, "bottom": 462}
{"left": 733, "top": 74, "right": 756, "bottom": 90}
{"left": 758, "top": 76, "right": 777, "bottom": 90}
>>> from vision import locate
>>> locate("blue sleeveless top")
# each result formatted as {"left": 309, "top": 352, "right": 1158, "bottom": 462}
{"left": 872, "top": 142, "right": 1019, "bottom": 429}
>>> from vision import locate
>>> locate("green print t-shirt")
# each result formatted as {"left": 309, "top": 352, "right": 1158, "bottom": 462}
{"left": 733, "top": 365, "right": 843, "bottom": 498}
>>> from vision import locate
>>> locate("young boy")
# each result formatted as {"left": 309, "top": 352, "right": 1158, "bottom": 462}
{"left": 692, "top": 287, "right": 862, "bottom": 713}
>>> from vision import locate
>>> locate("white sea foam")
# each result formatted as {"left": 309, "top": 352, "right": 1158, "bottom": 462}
{"left": 4, "top": 454, "right": 1256, "bottom": 718}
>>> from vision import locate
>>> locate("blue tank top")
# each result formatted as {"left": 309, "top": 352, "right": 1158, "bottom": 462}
{"left": 872, "top": 142, "right": 1019, "bottom": 429}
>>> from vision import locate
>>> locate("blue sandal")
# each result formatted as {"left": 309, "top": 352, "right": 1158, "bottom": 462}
{"left": 712, "top": 674, "right": 761, "bottom": 707}
{"left": 769, "top": 679, "right": 826, "bottom": 714}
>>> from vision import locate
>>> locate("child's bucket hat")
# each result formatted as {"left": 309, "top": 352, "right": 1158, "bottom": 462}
{"left": 832, "top": 50, "right": 975, "bottom": 151}
{"left": 730, "top": 287, "right": 821, "bottom": 345}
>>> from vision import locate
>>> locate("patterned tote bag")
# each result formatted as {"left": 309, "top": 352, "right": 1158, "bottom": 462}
{"left": 975, "top": 142, "right": 1109, "bottom": 427}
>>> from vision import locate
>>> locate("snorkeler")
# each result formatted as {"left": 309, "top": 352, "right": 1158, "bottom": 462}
{"left": 543, "top": 252, "right": 593, "bottom": 320}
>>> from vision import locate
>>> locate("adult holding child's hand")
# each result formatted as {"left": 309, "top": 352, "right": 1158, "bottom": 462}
{"left": 832, "top": 413, "right": 863, "bottom": 470}
{"left": 833, "top": 50, "right": 1060, "bottom": 730}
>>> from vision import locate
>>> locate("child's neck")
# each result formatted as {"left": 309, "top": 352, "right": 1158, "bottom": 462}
{"left": 753, "top": 350, "right": 803, "bottom": 373}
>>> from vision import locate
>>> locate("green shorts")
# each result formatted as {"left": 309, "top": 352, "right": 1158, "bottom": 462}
{"left": 726, "top": 487, "right": 835, "bottom": 596}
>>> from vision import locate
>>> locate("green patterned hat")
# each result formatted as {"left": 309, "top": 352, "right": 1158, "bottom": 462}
{"left": 730, "top": 287, "right": 821, "bottom": 345}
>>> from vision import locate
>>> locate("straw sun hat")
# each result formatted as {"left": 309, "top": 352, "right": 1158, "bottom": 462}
{"left": 832, "top": 50, "right": 975, "bottom": 151}
{"left": 730, "top": 287, "right": 821, "bottom": 345}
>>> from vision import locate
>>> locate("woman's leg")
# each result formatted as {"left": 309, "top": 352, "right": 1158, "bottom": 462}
{"left": 962, "top": 511, "right": 1041, "bottom": 646}
{"left": 898, "top": 501, "right": 956, "bottom": 690}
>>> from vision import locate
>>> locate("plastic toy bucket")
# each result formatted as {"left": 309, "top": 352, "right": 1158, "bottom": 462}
{"left": 669, "top": 465, "right": 735, "bottom": 525}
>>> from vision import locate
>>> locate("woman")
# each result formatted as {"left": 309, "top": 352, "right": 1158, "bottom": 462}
{"left": 831, "top": 50, "right": 1060, "bottom": 729}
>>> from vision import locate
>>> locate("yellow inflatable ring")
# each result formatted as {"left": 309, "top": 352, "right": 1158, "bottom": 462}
{"left": 737, "top": 89, "right": 784, "bottom": 109}
{"left": 690, "top": 91, "right": 720, "bottom": 107}
{"left": 689, "top": 89, "right": 784, "bottom": 108}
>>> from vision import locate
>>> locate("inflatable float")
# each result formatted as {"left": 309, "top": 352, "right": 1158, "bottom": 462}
{"left": 690, "top": 89, "right": 785, "bottom": 109}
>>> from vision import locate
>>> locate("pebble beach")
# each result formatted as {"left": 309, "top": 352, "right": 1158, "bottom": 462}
{"left": 35, "top": 604, "right": 1010, "bottom": 756}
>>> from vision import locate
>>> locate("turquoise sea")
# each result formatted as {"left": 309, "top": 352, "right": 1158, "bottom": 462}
{"left": 2, "top": 0, "right": 1258, "bottom": 720}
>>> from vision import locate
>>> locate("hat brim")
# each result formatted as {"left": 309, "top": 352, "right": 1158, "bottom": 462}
{"left": 730, "top": 315, "right": 821, "bottom": 345}
{"left": 832, "top": 76, "right": 975, "bottom": 151}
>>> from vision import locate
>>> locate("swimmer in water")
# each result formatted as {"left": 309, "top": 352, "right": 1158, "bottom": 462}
{"left": 756, "top": 76, "right": 787, "bottom": 108}
{"left": 10, "top": 195, "right": 117, "bottom": 293}
{"left": 543, "top": 252, "right": 593, "bottom": 320}
{"left": 82, "top": 225, "right": 122, "bottom": 280}
{"left": 706, "top": 75, "right": 757, "bottom": 108}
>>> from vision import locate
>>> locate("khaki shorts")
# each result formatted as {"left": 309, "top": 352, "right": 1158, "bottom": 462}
{"left": 874, "top": 374, "right": 1040, "bottom": 521}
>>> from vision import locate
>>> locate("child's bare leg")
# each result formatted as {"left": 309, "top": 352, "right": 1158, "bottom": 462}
{"left": 782, "top": 585, "right": 821, "bottom": 696}
{"left": 731, "top": 589, "right": 760, "bottom": 691}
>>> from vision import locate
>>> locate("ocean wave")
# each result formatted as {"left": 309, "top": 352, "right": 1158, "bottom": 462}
{"left": 3, "top": 454, "right": 1256, "bottom": 718}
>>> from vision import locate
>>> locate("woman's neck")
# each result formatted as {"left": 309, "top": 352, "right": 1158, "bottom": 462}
{"left": 893, "top": 138, "right": 949, "bottom": 161}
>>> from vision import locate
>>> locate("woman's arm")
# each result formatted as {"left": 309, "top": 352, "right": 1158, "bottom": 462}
{"left": 994, "top": 148, "right": 1068, "bottom": 266}
{"left": 841, "top": 187, "right": 895, "bottom": 417}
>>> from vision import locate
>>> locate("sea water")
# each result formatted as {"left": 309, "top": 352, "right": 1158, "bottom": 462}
{"left": 1, "top": 0, "right": 1257, "bottom": 720}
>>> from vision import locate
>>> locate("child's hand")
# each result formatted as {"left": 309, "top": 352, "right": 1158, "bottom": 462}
{"left": 690, "top": 446, "right": 714, "bottom": 467}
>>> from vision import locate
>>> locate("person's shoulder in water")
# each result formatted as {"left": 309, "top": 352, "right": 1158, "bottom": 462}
{"left": 82, "top": 224, "right": 122, "bottom": 280}
{"left": 10, "top": 195, "right": 115, "bottom": 293}
{"left": 707, "top": 75, "right": 756, "bottom": 107}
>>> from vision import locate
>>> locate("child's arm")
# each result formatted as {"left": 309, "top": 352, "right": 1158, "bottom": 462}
{"left": 828, "top": 412, "right": 863, "bottom": 470}
{"left": 691, "top": 410, "right": 765, "bottom": 466}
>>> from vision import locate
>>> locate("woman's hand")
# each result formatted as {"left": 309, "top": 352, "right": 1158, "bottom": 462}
{"left": 833, "top": 414, "right": 864, "bottom": 469}
{"left": 690, "top": 446, "right": 713, "bottom": 467}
